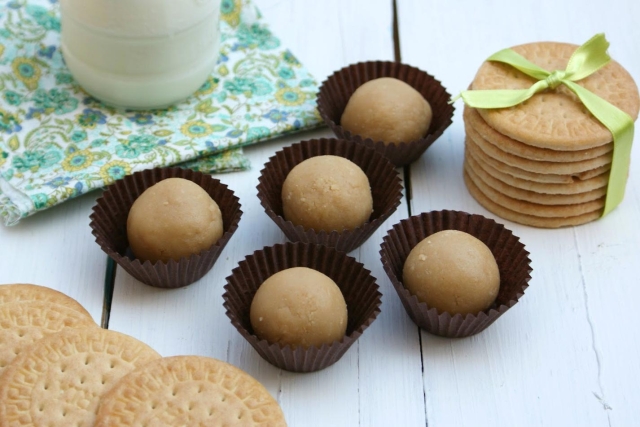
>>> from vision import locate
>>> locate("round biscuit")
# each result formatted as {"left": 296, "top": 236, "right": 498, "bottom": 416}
{"left": 0, "top": 301, "right": 96, "bottom": 375}
{"left": 465, "top": 163, "right": 605, "bottom": 218}
{"left": 95, "top": 356, "right": 287, "bottom": 427}
{"left": 472, "top": 41, "right": 640, "bottom": 149}
{"left": 465, "top": 135, "right": 611, "bottom": 182}
{"left": 464, "top": 171, "right": 602, "bottom": 228}
{"left": 465, "top": 154, "right": 606, "bottom": 205}
{"left": 464, "top": 106, "right": 612, "bottom": 161}
{"left": 466, "top": 122, "right": 612, "bottom": 175}
{"left": 465, "top": 147, "right": 609, "bottom": 194}
{"left": 0, "top": 328, "right": 160, "bottom": 427}
{"left": 0, "top": 284, "right": 91, "bottom": 319}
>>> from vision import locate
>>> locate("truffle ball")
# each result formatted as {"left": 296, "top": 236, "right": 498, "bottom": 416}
{"left": 340, "top": 77, "right": 433, "bottom": 145}
{"left": 282, "top": 155, "right": 373, "bottom": 232}
{"left": 127, "top": 178, "right": 223, "bottom": 263}
{"left": 250, "top": 267, "right": 348, "bottom": 348}
{"left": 402, "top": 230, "right": 500, "bottom": 315}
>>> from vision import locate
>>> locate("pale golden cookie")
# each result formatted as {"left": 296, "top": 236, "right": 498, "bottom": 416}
{"left": 465, "top": 147, "right": 609, "bottom": 195}
{"left": 472, "top": 41, "right": 640, "bottom": 149}
{"left": 0, "top": 301, "right": 96, "bottom": 374}
{"left": 465, "top": 154, "right": 606, "bottom": 205}
{"left": 95, "top": 356, "right": 287, "bottom": 427}
{"left": 0, "top": 328, "right": 160, "bottom": 427}
{"left": 465, "top": 135, "right": 611, "bottom": 183}
{"left": 466, "top": 122, "right": 612, "bottom": 175}
{"left": 465, "top": 165, "right": 605, "bottom": 218}
{"left": 0, "top": 283, "right": 91, "bottom": 318}
{"left": 463, "top": 107, "right": 612, "bottom": 161}
{"left": 464, "top": 171, "right": 602, "bottom": 228}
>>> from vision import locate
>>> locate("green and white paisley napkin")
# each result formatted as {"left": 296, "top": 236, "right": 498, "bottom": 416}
{"left": 0, "top": 0, "right": 321, "bottom": 226}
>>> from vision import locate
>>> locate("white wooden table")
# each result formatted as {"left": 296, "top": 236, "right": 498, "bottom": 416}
{"left": 2, "top": 1, "right": 639, "bottom": 426}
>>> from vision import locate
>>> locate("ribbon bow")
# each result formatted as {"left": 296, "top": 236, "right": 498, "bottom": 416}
{"left": 454, "top": 34, "right": 634, "bottom": 216}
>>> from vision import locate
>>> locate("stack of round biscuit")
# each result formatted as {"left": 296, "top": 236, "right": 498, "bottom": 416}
{"left": 463, "top": 41, "right": 639, "bottom": 228}
{"left": 0, "top": 284, "right": 288, "bottom": 427}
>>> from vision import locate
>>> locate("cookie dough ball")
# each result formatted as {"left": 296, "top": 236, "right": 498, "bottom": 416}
{"left": 282, "top": 155, "right": 373, "bottom": 232}
{"left": 250, "top": 267, "right": 348, "bottom": 349}
{"left": 127, "top": 178, "right": 223, "bottom": 263}
{"left": 341, "top": 77, "right": 433, "bottom": 145}
{"left": 402, "top": 230, "right": 500, "bottom": 315}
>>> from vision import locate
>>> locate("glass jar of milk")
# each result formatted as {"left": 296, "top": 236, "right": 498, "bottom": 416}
{"left": 60, "top": 0, "right": 221, "bottom": 110}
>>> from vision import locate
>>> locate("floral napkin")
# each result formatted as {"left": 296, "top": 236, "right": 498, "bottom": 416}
{"left": 0, "top": 0, "right": 321, "bottom": 226}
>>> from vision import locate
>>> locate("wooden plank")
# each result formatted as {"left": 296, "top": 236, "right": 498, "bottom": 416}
{"left": 398, "top": 0, "right": 639, "bottom": 425}
{"left": 568, "top": 4, "right": 640, "bottom": 425}
{"left": 353, "top": 204, "right": 427, "bottom": 427}
{"left": 571, "top": 168, "right": 640, "bottom": 425}
{"left": 0, "top": 193, "right": 108, "bottom": 325}
{"left": 261, "top": 0, "right": 395, "bottom": 83}
{"left": 107, "top": 1, "right": 427, "bottom": 426}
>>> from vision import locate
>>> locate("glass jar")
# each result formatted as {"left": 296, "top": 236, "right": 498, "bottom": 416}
{"left": 60, "top": 0, "right": 221, "bottom": 110}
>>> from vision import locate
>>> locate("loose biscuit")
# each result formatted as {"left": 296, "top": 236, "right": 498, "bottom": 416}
{"left": 0, "top": 284, "right": 91, "bottom": 319}
{"left": 465, "top": 163, "right": 605, "bottom": 218}
{"left": 472, "top": 41, "right": 640, "bottom": 149}
{"left": 466, "top": 122, "right": 612, "bottom": 175}
{"left": 465, "top": 147, "right": 609, "bottom": 194}
{"left": 0, "top": 301, "right": 96, "bottom": 375}
{"left": 0, "top": 328, "right": 160, "bottom": 427}
{"left": 95, "top": 356, "right": 287, "bottom": 427}
{"left": 464, "top": 171, "right": 602, "bottom": 228}
{"left": 465, "top": 154, "right": 606, "bottom": 205}
{"left": 465, "top": 136, "right": 611, "bottom": 182}
{"left": 464, "top": 106, "right": 612, "bottom": 161}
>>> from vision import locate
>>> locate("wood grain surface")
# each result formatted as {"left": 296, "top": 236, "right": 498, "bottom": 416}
{"left": 1, "top": 1, "right": 638, "bottom": 426}
{"left": 399, "top": 0, "right": 639, "bottom": 425}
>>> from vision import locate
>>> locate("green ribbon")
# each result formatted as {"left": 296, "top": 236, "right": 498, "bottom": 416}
{"left": 453, "top": 34, "right": 634, "bottom": 216}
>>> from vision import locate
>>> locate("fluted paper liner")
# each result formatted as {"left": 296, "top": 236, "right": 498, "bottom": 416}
{"left": 257, "top": 138, "right": 402, "bottom": 253}
{"left": 380, "top": 210, "right": 531, "bottom": 337}
{"left": 90, "top": 167, "right": 242, "bottom": 289}
{"left": 223, "top": 242, "right": 382, "bottom": 372}
{"left": 317, "top": 61, "right": 455, "bottom": 167}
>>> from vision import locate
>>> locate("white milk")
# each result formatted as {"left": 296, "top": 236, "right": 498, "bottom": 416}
{"left": 60, "top": 0, "right": 221, "bottom": 110}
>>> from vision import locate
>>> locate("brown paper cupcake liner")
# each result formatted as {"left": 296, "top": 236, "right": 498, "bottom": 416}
{"left": 380, "top": 210, "right": 531, "bottom": 338}
{"left": 223, "top": 242, "right": 382, "bottom": 372}
{"left": 90, "top": 167, "right": 242, "bottom": 289}
{"left": 257, "top": 138, "right": 402, "bottom": 253}
{"left": 317, "top": 61, "right": 455, "bottom": 167}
